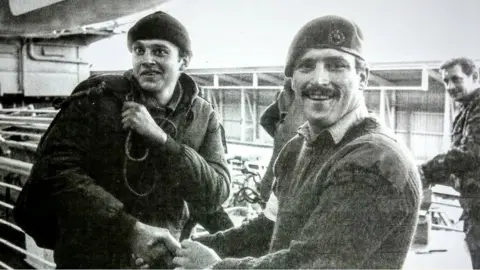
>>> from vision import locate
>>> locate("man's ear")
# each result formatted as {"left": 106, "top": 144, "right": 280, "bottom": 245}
{"left": 359, "top": 68, "right": 369, "bottom": 91}
{"left": 179, "top": 56, "right": 190, "bottom": 72}
{"left": 473, "top": 70, "right": 479, "bottom": 83}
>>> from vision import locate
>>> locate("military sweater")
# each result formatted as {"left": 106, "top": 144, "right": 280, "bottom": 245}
{"left": 200, "top": 105, "right": 422, "bottom": 269}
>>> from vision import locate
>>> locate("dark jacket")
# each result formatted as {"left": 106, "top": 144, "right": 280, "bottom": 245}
{"left": 14, "top": 71, "right": 230, "bottom": 268}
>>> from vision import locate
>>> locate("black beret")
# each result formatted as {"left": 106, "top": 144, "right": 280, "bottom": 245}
{"left": 127, "top": 11, "right": 192, "bottom": 57}
{"left": 284, "top": 15, "right": 364, "bottom": 77}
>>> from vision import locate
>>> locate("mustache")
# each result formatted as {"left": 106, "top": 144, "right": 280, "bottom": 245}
{"left": 301, "top": 85, "right": 339, "bottom": 97}
{"left": 140, "top": 67, "right": 163, "bottom": 75}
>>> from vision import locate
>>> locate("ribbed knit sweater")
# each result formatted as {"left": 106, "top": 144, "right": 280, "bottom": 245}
{"left": 198, "top": 115, "right": 422, "bottom": 269}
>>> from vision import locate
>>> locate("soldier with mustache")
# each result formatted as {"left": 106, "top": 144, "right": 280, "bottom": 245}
{"left": 170, "top": 15, "right": 422, "bottom": 269}
{"left": 421, "top": 57, "right": 480, "bottom": 269}
{"left": 14, "top": 11, "right": 232, "bottom": 269}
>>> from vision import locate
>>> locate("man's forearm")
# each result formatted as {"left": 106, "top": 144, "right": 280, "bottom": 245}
{"left": 195, "top": 214, "right": 274, "bottom": 258}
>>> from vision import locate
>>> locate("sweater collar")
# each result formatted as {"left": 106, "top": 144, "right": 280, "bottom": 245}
{"left": 297, "top": 103, "right": 369, "bottom": 145}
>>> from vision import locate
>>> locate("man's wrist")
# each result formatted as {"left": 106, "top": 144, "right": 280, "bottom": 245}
{"left": 130, "top": 221, "right": 142, "bottom": 244}
{"left": 205, "top": 258, "right": 222, "bottom": 270}
{"left": 146, "top": 126, "right": 168, "bottom": 145}
{"left": 159, "top": 130, "right": 168, "bottom": 144}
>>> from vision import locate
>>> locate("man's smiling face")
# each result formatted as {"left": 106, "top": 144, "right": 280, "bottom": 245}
{"left": 291, "top": 48, "right": 367, "bottom": 129}
{"left": 131, "top": 39, "right": 185, "bottom": 94}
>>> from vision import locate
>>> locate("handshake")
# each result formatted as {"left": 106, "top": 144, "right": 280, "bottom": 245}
{"left": 420, "top": 154, "right": 450, "bottom": 186}
{"left": 130, "top": 221, "right": 221, "bottom": 269}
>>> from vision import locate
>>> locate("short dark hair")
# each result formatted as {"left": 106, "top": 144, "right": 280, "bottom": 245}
{"left": 440, "top": 57, "right": 478, "bottom": 76}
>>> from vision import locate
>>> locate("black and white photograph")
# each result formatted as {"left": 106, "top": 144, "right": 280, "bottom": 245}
{"left": 0, "top": 0, "right": 479, "bottom": 269}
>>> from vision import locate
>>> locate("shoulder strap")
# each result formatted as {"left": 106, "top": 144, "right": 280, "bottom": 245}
{"left": 14, "top": 74, "right": 132, "bottom": 249}
{"left": 53, "top": 74, "right": 131, "bottom": 110}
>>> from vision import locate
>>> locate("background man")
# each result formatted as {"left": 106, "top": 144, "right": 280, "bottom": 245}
{"left": 171, "top": 15, "right": 422, "bottom": 269}
{"left": 14, "top": 11, "right": 230, "bottom": 269}
{"left": 422, "top": 57, "right": 480, "bottom": 269}
{"left": 258, "top": 78, "right": 306, "bottom": 201}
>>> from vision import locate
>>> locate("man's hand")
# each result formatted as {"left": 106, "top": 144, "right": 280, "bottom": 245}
{"left": 122, "top": 101, "right": 167, "bottom": 144}
{"left": 130, "top": 221, "right": 181, "bottom": 267}
{"left": 422, "top": 154, "right": 450, "bottom": 184}
{"left": 173, "top": 239, "right": 221, "bottom": 269}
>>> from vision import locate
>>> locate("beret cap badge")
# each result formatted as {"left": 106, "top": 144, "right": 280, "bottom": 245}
{"left": 284, "top": 15, "right": 364, "bottom": 77}
{"left": 328, "top": 29, "right": 346, "bottom": 46}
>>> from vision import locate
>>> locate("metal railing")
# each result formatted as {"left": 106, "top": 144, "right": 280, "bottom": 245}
{"left": 0, "top": 157, "right": 57, "bottom": 269}
{"left": 0, "top": 108, "right": 57, "bottom": 269}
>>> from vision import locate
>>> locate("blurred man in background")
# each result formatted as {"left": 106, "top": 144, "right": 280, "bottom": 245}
{"left": 422, "top": 57, "right": 480, "bottom": 269}
{"left": 258, "top": 78, "right": 306, "bottom": 201}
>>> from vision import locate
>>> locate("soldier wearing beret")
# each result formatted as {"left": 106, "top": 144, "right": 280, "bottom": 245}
{"left": 171, "top": 15, "right": 422, "bottom": 269}
{"left": 421, "top": 57, "right": 480, "bottom": 269}
{"left": 14, "top": 11, "right": 232, "bottom": 269}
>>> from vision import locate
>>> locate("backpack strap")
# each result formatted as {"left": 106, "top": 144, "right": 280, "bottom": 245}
{"left": 53, "top": 74, "right": 131, "bottom": 110}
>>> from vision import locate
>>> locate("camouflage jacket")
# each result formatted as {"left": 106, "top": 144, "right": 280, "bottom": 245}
{"left": 423, "top": 88, "right": 480, "bottom": 218}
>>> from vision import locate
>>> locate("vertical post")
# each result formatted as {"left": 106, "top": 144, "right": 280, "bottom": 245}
{"left": 219, "top": 90, "right": 224, "bottom": 122}
{"left": 421, "top": 67, "right": 429, "bottom": 91}
{"left": 443, "top": 91, "right": 451, "bottom": 152}
{"left": 213, "top": 74, "right": 219, "bottom": 88}
{"left": 252, "top": 73, "right": 258, "bottom": 141}
{"left": 214, "top": 74, "right": 223, "bottom": 126}
{"left": 384, "top": 89, "right": 392, "bottom": 128}
{"left": 245, "top": 91, "right": 256, "bottom": 143}
{"left": 407, "top": 110, "right": 412, "bottom": 150}
{"left": 379, "top": 89, "right": 386, "bottom": 124}
{"left": 390, "top": 90, "right": 397, "bottom": 133}
{"left": 252, "top": 73, "right": 258, "bottom": 87}
{"left": 241, "top": 88, "right": 245, "bottom": 142}
{"left": 253, "top": 90, "right": 258, "bottom": 141}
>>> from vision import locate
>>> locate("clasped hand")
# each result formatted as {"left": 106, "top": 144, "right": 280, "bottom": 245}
{"left": 133, "top": 238, "right": 221, "bottom": 269}
{"left": 130, "top": 221, "right": 181, "bottom": 268}
{"left": 122, "top": 101, "right": 167, "bottom": 144}
{"left": 172, "top": 239, "right": 221, "bottom": 269}
{"left": 421, "top": 154, "right": 450, "bottom": 184}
